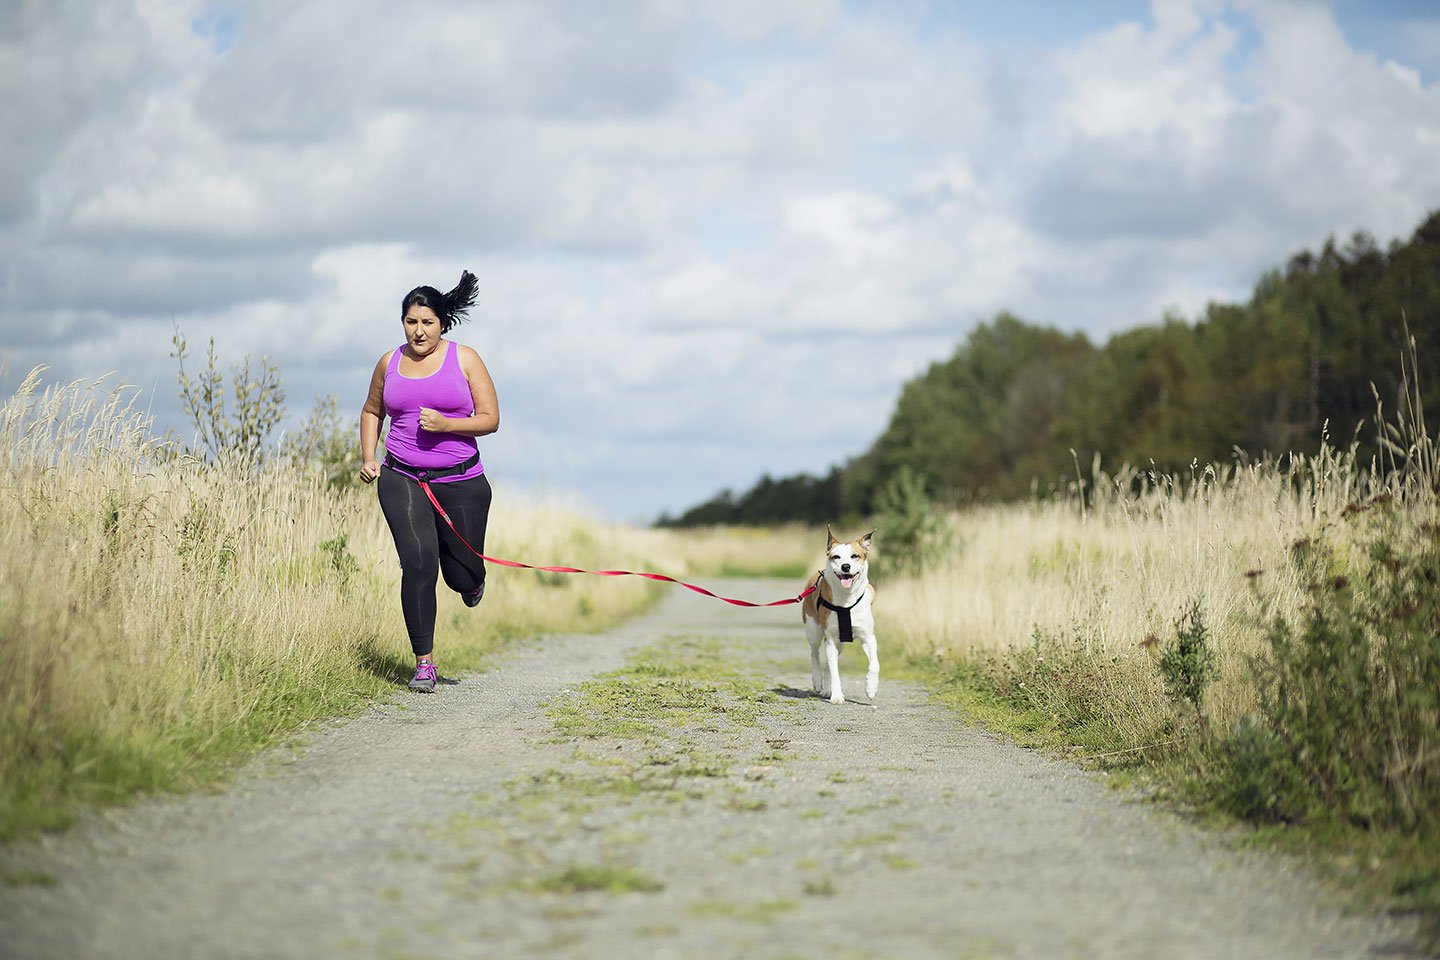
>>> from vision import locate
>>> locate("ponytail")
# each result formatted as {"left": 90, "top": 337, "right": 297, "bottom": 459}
{"left": 400, "top": 269, "right": 479, "bottom": 334}
{"left": 441, "top": 270, "right": 479, "bottom": 329}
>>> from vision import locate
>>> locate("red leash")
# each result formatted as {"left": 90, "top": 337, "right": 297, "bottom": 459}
{"left": 419, "top": 480, "right": 817, "bottom": 608}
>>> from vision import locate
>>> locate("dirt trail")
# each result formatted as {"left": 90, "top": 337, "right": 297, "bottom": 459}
{"left": 0, "top": 579, "right": 1420, "bottom": 959}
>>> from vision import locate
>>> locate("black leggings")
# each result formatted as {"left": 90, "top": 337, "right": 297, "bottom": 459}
{"left": 377, "top": 468, "right": 492, "bottom": 656}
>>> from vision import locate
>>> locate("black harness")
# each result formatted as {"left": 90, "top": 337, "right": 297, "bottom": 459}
{"left": 816, "top": 586, "right": 864, "bottom": 642}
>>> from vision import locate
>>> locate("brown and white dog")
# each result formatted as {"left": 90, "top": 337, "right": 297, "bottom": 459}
{"left": 801, "top": 527, "right": 877, "bottom": 704}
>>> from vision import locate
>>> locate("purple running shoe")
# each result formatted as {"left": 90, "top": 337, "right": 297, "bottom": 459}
{"left": 462, "top": 580, "right": 485, "bottom": 608}
{"left": 408, "top": 661, "right": 437, "bottom": 693}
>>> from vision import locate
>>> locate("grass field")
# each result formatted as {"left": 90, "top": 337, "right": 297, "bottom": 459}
{"left": 879, "top": 426, "right": 1439, "bottom": 937}
{"left": 3, "top": 364, "right": 1434, "bottom": 946}
{"left": 0, "top": 370, "right": 819, "bottom": 839}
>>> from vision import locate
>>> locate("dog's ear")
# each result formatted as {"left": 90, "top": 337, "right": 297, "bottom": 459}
{"left": 826, "top": 524, "right": 838, "bottom": 550}
{"left": 859, "top": 530, "right": 874, "bottom": 552}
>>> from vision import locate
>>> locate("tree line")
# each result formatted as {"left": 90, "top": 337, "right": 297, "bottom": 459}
{"left": 658, "top": 209, "right": 1440, "bottom": 526}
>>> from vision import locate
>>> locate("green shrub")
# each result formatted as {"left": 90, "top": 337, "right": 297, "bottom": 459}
{"left": 1217, "top": 713, "right": 1308, "bottom": 822}
{"left": 171, "top": 326, "right": 285, "bottom": 465}
{"left": 282, "top": 393, "right": 365, "bottom": 489}
{"left": 318, "top": 533, "right": 360, "bottom": 586}
{"left": 1158, "top": 599, "right": 1214, "bottom": 723}
{"left": 1237, "top": 508, "right": 1440, "bottom": 830}
{"left": 874, "top": 465, "right": 940, "bottom": 575}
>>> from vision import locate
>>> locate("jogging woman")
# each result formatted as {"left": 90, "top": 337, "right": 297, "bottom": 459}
{"left": 359, "top": 270, "right": 499, "bottom": 693}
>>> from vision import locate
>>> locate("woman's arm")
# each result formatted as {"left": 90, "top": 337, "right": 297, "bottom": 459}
{"left": 417, "top": 344, "right": 500, "bottom": 438}
{"left": 359, "top": 353, "right": 390, "bottom": 484}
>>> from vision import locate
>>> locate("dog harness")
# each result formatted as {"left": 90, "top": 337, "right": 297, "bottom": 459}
{"left": 817, "top": 590, "right": 864, "bottom": 642}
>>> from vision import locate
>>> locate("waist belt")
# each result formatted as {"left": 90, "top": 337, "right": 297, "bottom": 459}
{"left": 384, "top": 450, "right": 480, "bottom": 482}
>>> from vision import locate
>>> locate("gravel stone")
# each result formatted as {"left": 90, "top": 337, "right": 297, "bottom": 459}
{"left": 0, "top": 578, "right": 1420, "bottom": 959}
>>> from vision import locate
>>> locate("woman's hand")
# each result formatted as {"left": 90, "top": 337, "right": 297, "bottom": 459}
{"left": 359, "top": 459, "right": 382, "bottom": 484}
{"left": 418, "top": 407, "right": 450, "bottom": 433}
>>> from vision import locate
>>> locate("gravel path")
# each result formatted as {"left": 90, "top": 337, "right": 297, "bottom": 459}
{"left": 0, "top": 578, "right": 1420, "bottom": 959}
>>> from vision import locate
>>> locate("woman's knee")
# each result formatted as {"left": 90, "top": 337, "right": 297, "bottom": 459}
{"left": 439, "top": 557, "right": 484, "bottom": 592}
{"left": 398, "top": 546, "right": 440, "bottom": 580}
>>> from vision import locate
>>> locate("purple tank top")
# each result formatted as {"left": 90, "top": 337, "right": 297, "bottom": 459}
{"left": 383, "top": 341, "right": 485, "bottom": 481}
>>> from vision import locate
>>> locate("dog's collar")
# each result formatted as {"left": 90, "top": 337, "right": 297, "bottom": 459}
{"left": 817, "top": 589, "right": 863, "bottom": 643}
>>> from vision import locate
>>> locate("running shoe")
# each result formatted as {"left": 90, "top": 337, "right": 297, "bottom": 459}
{"left": 462, "top": 580, "right": 486, "bottom": 608}
{"left": 408, "top": 661, "right": 437, "bottom": 693}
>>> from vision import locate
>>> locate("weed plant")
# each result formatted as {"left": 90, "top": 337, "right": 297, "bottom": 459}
{"left": 1158, "top": 599, "right": 1215, "bottom": 727}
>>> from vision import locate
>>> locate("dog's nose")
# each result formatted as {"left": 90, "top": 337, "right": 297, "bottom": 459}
{"left": 841, "top": 563, "right": 851, "bottom": 573}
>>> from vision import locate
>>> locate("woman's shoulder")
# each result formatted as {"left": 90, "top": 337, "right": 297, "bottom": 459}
{"left": 453, "top": 342, "right": 487, "bottom": 369}
{"left": 369, "top": 350, "right": 396, "bottom": 385}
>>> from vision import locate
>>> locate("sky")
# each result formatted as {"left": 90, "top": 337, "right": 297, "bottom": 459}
{"left": 3, "top": 0, "right": 1440, "bottom": 524}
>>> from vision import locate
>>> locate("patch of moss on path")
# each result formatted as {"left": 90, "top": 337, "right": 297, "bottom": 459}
{"left": 434, "top": 634, "right": 804, "bottom": 901}
{"left": 545, "top": 635, "right": 782, "bottom": 740}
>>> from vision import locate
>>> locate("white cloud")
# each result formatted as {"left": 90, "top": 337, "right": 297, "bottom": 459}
{"left": 698, "top": 0, "right": 840, "bottom": 42}
{"left": 2, "top": 0, "right": 1439, "bottom": 520}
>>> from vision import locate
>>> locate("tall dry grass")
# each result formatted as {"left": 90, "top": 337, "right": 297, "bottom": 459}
{"left": 882, "top": 342, "right": 1440, "bottom": 824}
{"left": 0, "top": 369, "right": 797, "bottom": 838}
{"left": 875, "top": 353, "right": 1440, "bottom": 933}
{"left": 643, "top": 523, "right": 824, "bottom": 581}
{"left": 883, "top": 450, "right": 1363, "bottom": 744}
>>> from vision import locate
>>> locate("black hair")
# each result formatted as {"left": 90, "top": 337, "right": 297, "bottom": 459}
{"left": 401, "top": 270, "right": 479, "bottom": 334}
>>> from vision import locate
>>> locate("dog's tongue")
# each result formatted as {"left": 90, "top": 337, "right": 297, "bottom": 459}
{"left": 840, "top": 575, "right": 855, "bottom": 588}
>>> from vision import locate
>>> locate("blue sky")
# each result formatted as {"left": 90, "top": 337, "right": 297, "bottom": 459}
{"left": 2, "top": 0, "right": 1440, "bottom": 523}
{"left": 190, "top": 7, "right": 241, "bottom": 53}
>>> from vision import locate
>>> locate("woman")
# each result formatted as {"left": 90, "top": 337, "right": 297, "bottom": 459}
{"left": 359, "top": 270, "right": 499, "bottom": 693}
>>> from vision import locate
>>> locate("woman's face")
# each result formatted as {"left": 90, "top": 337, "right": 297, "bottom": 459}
{"left": 403, "top": 305, "right": 443, "bottom": 356}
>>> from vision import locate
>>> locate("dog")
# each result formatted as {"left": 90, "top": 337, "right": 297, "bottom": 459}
{"left": 801, "top": 526, "right": 878, "bottom": 704}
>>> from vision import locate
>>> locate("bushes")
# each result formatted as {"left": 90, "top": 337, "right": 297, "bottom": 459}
{"left": 1220, "top": 508, "right": 1440, "bottom": 830}
{"left": 1217, "top": 714, "right": 1309, "bottom": 822}
{"left": 872, "top": 466, "right": 945, "bottom": 577}
{"left": 1157, "top": 599, "right": 1215, "bottom": 725}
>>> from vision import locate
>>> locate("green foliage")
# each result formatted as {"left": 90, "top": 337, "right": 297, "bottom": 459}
{"left": 1229, "top": 510, "right": 1440, "bottom": 831}
{"left": 282, "top": 393, "right": 364, "bottom": 488}
{"left": 318, "top": 532, "right": 359, "bottom": 586}
{"left": 1216, "top": 714, "right": 1308, "bottom": 823}
{"left": 666, "top": 208, "right": 1440, "bottom": 525}
{"left": 1158, "top": 599, "right": 1214, "bottom": 720}
{"left": 171, "top": 326, "right": 285, "bottom": 464}
{"left": 848, "top": 312, "right": 1096, "bottom": 510}
{"left": 170, "top": 329, "right": 362, "bottom": 487}
{"left": 656, "top": 467, "right": 842, "bottom": 527}
{"left": 873, "top": 465, "right": 939, "bottom": 575}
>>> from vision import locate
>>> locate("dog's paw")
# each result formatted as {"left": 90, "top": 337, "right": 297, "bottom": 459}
{"left": 866, "top": 682, "right": 878, "bottom": 699}
{"left": 829, "top": 692, "right": 845, "bottom": 705}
